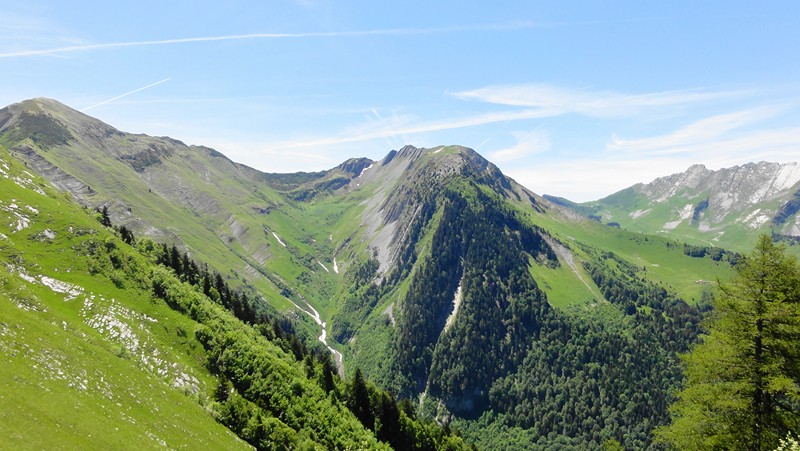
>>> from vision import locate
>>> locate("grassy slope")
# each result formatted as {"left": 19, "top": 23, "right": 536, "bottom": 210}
{"left": 587, "top": 188, "right": 800, "bottom": 256}
{"left": 0, "top": 144, "right": 462, "bottom": 450}
{"left": 522, "top": 204, "right": 734, "bottom": 307}
{"left": 0, "top": 147, "right": 248, "bottom": 449}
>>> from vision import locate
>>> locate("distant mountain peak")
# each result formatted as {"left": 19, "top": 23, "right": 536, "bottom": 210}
{"left": 0, "top": 97, "right": 123, "bottom": 147}
{"left": 586, "top": 161, "right": 800, "bottom": 250}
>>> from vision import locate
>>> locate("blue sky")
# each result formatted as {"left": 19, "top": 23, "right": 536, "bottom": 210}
{"left": 2, "top": 1, "right": 800, "bottom": 201}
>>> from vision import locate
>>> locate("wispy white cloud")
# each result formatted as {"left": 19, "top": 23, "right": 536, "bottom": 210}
{"left": 489, "top": 127, "right": 550, "bottom": 163}
{"left": 505, "top": 128, "right": 800, "bottom": 203}
{"left": 0, "top": 14, "right": 82, "bottom": 56}
{"left": 0, "top": 22, "right": 547, "bottom": 58}
{"left": 198, "top": 138, "right": 339, "bottom": 173}
{"left": 502, "top": 157, "right": 690, "bottom": 202}
{"left": 81, "top": 78, "right": 171, "bottom": 112}
{"left": 500, "top": 119, "right": 800, "bottom": 203}
{"left": 607, "top": 106, "right": 784, "bottom": 153}
{"left": 633, "top": 126, "right": 800, "bottom": 160}
{"left": 453, "top": 84, "right": 743, "bottom": 117}
{"left": 261, "top": 108, "right": 559, "bottom": 151}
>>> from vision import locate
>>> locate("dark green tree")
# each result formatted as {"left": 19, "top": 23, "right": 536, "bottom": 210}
{"left": 119, "top": 225, "right": 135, "bottom": 245}
{"left": 658, "top": 235, "right": 800, "bottom": 450}
{"left": 348, "top": 368, "right": 374, "bottom": 430}
{"left": 318, "top": 355, "right": 337, "bottom": 394}
{"left": 99, "top": 205, "right": 112, "bottom": 227}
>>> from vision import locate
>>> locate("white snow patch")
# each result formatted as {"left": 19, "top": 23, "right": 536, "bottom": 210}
{"left": 739, "top": 209, "right": 761, "bottom": 224}
{"left": 3, "top": 202, "right": 30, "bottom": 232}
{"left": 333, "top": 257, "right": 339, "bottom": 274}
{"left": 662, "top": 220, "right": 681, "bottom": 230}
{"left": 433, "top": 148, "right": 443, "bottom": 154}
{"left": 662, "top": 203, "right": 694, "bottom": 230}
{"left": 358, "top": 163, "right": 374, "bottom": 177}
{"left": 285, "top": 296, "right": 344, "bottom": 376}
{"left": 40, "top": 276, "right": 83, "bottom": 301}
{"left": 630, "top": 208, "right": 652, "bottom": 219}
{"left": 317, "top": 260, "right": 330, "bottom": 273}
{"left": 443, "top": 281, "right": 463, "bottom": 333}
{"left": 739, "top": 209, "right": 771, "bottom": 229}
{"left": 271, "top": 231, "right": 286, "bottom": 247}
{"left": 750, "top": 214, "right": 771, "bottom": 229}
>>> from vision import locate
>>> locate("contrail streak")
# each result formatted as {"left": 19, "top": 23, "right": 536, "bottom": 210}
{"left": 81, "top": 78, "right": 171, "bottom": 111}
{"left": 0, "top": 22, "right": 544, "bottom": 58}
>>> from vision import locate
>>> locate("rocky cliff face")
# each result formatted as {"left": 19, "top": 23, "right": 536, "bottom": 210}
{"left": 588, "top": 162, "right": 800, "bottom": 249}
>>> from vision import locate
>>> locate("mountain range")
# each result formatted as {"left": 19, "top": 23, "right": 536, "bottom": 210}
{"left": 549, "top": 161, "right": 800, "bottom": 252}
{"left": 1, "top": 97, "right": 796, "bottom": 449}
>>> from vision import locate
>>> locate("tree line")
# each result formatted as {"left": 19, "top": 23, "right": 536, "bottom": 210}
{"left": 95, "top": 207, "right": 471, "bottom": 449}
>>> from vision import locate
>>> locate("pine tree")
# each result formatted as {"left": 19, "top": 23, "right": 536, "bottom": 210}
{"left": 119, "top": 225, "right": 135, "bottom": 245}
{"left": 319, "top": 355, "right": 337, "bottom": 394}
{"left": 348, "top": 368, "right": 374, "bottom": 430}
{"left": 658, "top": 234, "right": 800, "bottom": 450}
{"left": 99, "top": 205, "right": 112, "bottom": 227}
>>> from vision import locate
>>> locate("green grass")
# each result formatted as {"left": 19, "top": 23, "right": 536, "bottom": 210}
{"left": 526, "top": 206, "right": 732, "bottom": 306}
{"left": 528, "top": 256, "right": 600, "bottom": 308}
{"left": 587, "top": 188, "right": 800, "bottom": 257}
{"left": 0, "top": 147, "right": 248, "bottom": 449}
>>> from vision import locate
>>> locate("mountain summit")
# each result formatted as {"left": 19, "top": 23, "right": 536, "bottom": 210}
{"left": 581, "top": 162, "right": 800, "bottom": 250}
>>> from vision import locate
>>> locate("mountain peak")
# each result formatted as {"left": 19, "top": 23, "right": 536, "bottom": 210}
{"left": 20, "top": 97, "right": 72, "bottom": 111}
{"left": 686, "top": 163, "right": 708, "bottom": 174}
{"left": 0, "top": 97, "right": 122, "bottom": 147}
{"left": 589, "top": 160, "right": 800, "bottom": 250}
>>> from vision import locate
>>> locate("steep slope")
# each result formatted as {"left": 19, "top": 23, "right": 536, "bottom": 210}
{"left": 0, "top": 98, "right": 368, "bottom": 341}
{"left": 317, "top": 145, "right": 733, "bottom": 449}
{"left": 0, "top": 144, "right": 471, "bottom": 449}
{"left": 2, "top": 98, "right": 739, "bottom": 449}
{"left": 581, "top": 162, "right": 800, "bottom": 252}
{"left": 0, "top": 146, "right": 246, "bottom": 449}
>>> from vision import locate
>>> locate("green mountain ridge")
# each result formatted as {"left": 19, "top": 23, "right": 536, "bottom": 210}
{"left": 1, "top": 97, "right": 744, "bottom": 449}
{"left": 0, "top": 142, "right": 469, "bottom": 449}
{"left": 575, "top": 162, "right": 800, "bottom": 253}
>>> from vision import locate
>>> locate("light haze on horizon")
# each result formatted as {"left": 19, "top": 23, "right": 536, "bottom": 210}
{"left": 2, "top": 1, "right": 800, "bottom": 202}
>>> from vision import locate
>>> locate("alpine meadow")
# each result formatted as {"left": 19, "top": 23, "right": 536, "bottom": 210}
{"left": 3, "top": 3, "right": 800, "bottom": 449}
